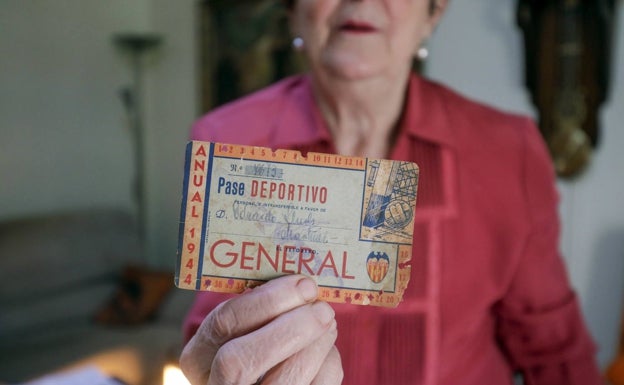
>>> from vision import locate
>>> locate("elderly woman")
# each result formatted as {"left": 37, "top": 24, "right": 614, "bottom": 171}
{"left": 180, "top": 0, "right": 602, "bottom": 384}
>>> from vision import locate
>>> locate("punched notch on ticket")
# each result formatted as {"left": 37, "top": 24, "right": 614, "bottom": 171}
{"left": 175, "top": 141, "right": 419, "bottom": 307}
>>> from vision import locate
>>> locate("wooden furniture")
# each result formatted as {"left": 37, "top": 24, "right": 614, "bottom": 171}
{"left": 517, "top": 0, "right": 617, "bottom": 178}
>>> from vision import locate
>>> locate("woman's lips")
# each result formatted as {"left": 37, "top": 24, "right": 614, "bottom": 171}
{"left": 339, "top": 20, "right": 377, "bottom": 33}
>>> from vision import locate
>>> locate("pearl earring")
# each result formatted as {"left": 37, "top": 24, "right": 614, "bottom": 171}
{"left": 292, "top": 36, "right": 304, "bottom": 50}
{"left": 417, "top": 45, "right": 429, "bottom": 60}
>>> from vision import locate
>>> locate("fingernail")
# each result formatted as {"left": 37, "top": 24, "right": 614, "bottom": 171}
{"left": 312, "top": 302, "right": 335, "bottom": 325}
{"left": 297, "top": 277, "right": 318, "bottom": 301}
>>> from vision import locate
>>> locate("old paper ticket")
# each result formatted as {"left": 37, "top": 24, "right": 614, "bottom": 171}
{"left": 175, "top": 141, "right": 419, "bottom": 307}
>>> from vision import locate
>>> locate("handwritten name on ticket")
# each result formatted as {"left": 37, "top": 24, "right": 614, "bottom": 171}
{"left": 175, "top": 141, "right": 419, "bottom": 307}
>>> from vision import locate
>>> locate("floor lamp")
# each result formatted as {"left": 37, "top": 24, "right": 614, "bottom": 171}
{"left": 113, "top": 33, "right": 163, "bottom": 258}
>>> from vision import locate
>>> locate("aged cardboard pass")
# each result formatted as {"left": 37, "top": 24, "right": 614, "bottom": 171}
{"left": 175, "top": 141, "right": 419, "bottom": 307}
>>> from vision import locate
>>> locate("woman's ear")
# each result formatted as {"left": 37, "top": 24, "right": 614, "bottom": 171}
{"left": 422, "top": 0, "right": 448, "bottom": 41}
{"left": 429, "top": 0, "right": 448, "bottom": 30}
{"left": 287, "top": 3, "right": 308, "bottom": 52}
{"left": 286, "top": 4, "right": 299, "bottom": 43}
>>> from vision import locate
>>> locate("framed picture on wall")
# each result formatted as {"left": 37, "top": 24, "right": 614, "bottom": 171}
{"left": 198, "top": 0, "right": 305, "bottom": 113}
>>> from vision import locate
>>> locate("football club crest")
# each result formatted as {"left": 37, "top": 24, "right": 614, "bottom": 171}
{"left": 366, "top": 251, "right": 390, "bottom": 283}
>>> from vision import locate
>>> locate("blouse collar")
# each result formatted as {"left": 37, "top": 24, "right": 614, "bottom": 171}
{"left": 271, "top": 73, "right": 457, "bottom": 151}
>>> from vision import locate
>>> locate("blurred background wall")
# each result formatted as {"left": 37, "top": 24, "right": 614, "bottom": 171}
{"left": 1, "top": 0, "right": 622, "bottom": 370}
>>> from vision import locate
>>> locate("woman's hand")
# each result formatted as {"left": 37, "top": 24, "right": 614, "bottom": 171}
{"left": 179, "top": 275, "right": 343, "bottom": 385}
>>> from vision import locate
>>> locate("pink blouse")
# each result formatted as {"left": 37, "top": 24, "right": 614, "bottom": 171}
{"left": 183, "top": 74, "right": 602, "bottom": 385}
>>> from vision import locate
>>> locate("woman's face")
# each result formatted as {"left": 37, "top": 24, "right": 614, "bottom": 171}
{"left": 290, "top": 0, "right": 445, "bottom": 81}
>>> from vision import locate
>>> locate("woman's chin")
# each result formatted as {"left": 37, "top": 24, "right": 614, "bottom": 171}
{"left": 319, "top": 55, "right": 386, "bottom": 82}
